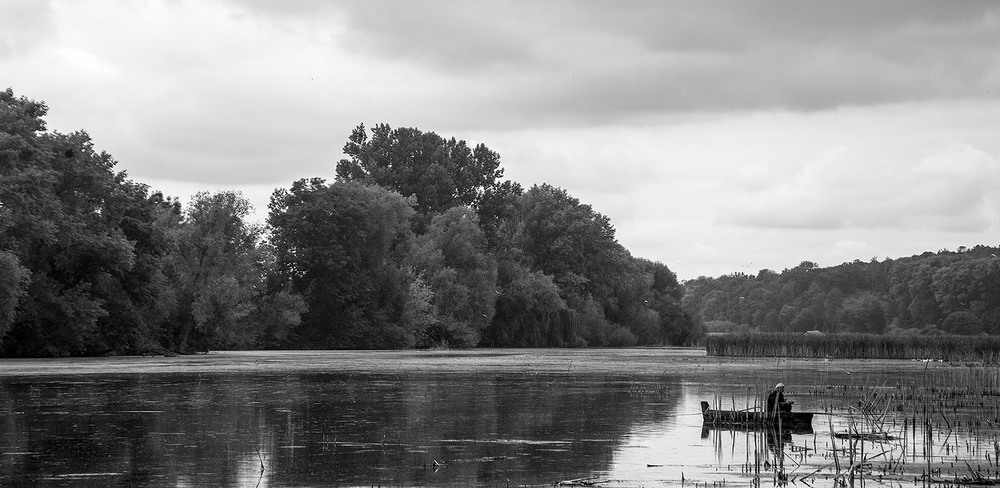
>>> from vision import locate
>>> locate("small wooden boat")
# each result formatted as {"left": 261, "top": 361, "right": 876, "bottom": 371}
{"left": 700, "top": 401, "right": 814, "bottom": 431}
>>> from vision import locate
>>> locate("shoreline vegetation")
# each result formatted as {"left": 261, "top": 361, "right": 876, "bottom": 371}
{"left": 4, "top": 89, "right": 997, "bottom": 359}
{"left": 0, "top": 89, "right": 693, "bottom": 358}
{"left": 705, "top": 332, "right": 1000, "bottom": 362}
{"left": 0, "top": 347, "right": 984, "bottom": 378}
{"left": 683, "top": 247, "right": 1000, "bottom": 338}
{"left": 0, "top": 348, "right": 704, "bottom": 377}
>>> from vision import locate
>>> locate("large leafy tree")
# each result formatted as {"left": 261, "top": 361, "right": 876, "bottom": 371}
{"left": 408, "top": 206, "right": 498, "bottom": 347}
{"left": 479, "top": 190, "right": 574, "bottom": 347}
{"left": 335, "top": 123, "right": 504, "bottom": 229}
{"left": 0, "top": 88, "right": 172, "bottom": 356}
{"left": 638, "top": 258, "right": 694, "bottom": 344}
{"left": 507, "top": 184, "right": 644, "bottom": 345}
{"left": 268, "top": 179, "right": 417, "bottom": 348}
{"left": 941, "top": 310, "right": 984, "bottom": 335}
{"left": 164, "top": 191, "right": 300, "bottom": 351}
{"left": 485, "top": 259, "right": 569, "bottom": 347}
{"left": 476, "top": 179, "right": 524, "bottom": 250}
{"left": 514, "top": 184, "right": 627, "bottom": 307}
{"left": 478, "top": 183, "right": 695, "bottom": 347}
{"left": 836, "top": 291, "right": 887, "bottom": 333}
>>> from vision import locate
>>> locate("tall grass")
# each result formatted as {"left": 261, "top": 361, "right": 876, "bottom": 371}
{"left": 705, "top": 332, "right": 1000, "bottom": 362}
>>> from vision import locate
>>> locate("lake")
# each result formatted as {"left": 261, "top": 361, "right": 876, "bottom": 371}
{"left": 2, "top": 349, "right": 998, "bottom": 487}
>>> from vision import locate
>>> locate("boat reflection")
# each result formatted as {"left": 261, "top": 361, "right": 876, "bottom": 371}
{"left": 699, "top": 400, "right": 813, "bottom": 432}
{"left": 699, "top": 399, "right": 814, "bottom": 468}
{"left": 700, "top": 421, "right": 813, "bottom": 439}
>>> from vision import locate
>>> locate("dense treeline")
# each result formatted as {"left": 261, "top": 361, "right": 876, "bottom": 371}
{"left": 0, "top": 89, "right": 693, "bottom": 356}
{"left": 684, "top": 247, "right": 1000, "bottom": 336}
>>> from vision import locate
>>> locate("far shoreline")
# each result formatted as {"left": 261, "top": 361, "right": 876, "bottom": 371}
{"left": 0, "top": 347, "right": 967, "bottom": 378}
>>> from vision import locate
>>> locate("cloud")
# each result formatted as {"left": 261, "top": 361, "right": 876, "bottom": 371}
{"left": 221, "top": 0, "right": 1000, "bottom": 128}
{"left": 461, "top": 100, "right": 1000, "bottom": 278}
{"left": 0, "top": 0, "right": 53, "bottom": 58}
{"left": 824, "top": 240, "right": 872, "bottom": 264}
{"left": 724, "top": 140, "right": 1000, "bottom": 232}
{"left": 6, "top": 0, "right": 1000, "bottom": 280}
{"left": 8, "top": 1, "right": 363, "bottom": 186}
{"left": 13, "top": 1, "right": 1000, "bottom": 186}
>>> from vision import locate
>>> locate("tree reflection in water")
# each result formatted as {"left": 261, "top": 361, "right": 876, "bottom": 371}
{"left": 0, "top": 372, "right": 682, "bottom": 487}
{"left": 6, "top": 353, "right": 998, "bottom": 487}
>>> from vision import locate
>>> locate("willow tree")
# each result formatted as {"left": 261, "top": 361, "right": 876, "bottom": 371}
{"left": 408, "top": 207, "right": 498, "bottom": 347}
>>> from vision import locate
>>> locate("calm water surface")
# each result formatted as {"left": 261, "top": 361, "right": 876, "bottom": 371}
{"left": 2, "top": 351, "right": 998, "bottom": 487}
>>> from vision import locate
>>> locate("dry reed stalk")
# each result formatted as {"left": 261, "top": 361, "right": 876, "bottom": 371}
{"left": 707, "top": 332, "right": 1000, "bottom": 362}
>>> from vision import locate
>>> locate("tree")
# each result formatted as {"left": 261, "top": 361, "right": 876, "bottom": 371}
{"left": 336, "top": 124, "right": 504, "bottom": 229}
{"left": 494, "top": 184, "right": 689, "bottom": 346}
{"left": 514, "top": 184, "right": 624, "bottom": 305}
{"left": 164, "top": 191, "right": 299, "bottom": 351}
{"left": 680, "top": 245, "right": 1000, "bottom": 337}
{"left": 640, "top": 259, "right": 695, "bottom": 344}
{"left": 837, "top": 292, "right": 887, "bottom": 333}
{"left": 408, "top": 207, "right": 498, "bottom": 347}
{"left": 0, "top": 88, "right": 174, "bottom": 356}
{"left": 932, "top": 259, "right": 1000, "bottom": 321}
{"left": 906, "top": 263, "right": 944, "bottom": 326}
{"left": 0, "top": 251, "right": 30, "bottom": 340}
{"left": 510, "top": 184, "right": 637, "bottom": 342}
{"left": 89, "top": 185, "right": 178, "bottom": 354}
{"left": 941, "top": 311, "right": 983, "bottom": 335}
{"left": 268, "top": 179, "right": 417, "bottom": 348}
{"left": 476, "top": 179, "right": 524, "bottom": 250}
{"left": 484, "top": 259, "right": 569, "bottom": 347}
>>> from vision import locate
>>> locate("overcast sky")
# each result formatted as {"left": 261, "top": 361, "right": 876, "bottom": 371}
{"left": 4, "top": 0, "right": 999, "bottom": 279}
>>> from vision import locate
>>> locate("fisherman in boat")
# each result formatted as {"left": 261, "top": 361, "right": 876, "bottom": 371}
{"left": 766, "top": 383, "right": 794, "bottom": 414}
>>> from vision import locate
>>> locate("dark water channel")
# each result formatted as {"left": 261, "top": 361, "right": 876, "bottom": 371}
{"left": 3, "top": 354, "right": 1000, "bottom": 487}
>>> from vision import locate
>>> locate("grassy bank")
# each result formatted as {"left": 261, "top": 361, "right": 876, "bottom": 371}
{"left": 705, "top": 332, "right": 1000, "bottom": 361}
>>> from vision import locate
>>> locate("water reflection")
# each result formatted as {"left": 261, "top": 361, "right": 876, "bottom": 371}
{"left": 5, "top": 358, "right": 1000, "bottom": 487}
{"left": 610, "top": 378, "right": 1000, "bottom": 487}
{"left": 0, "top": 372, "right": 681, "bottom": 487}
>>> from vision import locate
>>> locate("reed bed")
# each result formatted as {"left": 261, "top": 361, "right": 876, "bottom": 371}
{"left": 821, "top": 365, "right": 1000, "bottom": 486}
{"left": 705, "top": 333, "right": 1000, "bottom": 362}
{"left": 747, "top": 363, "right": 1000, "bottom": 486}
{"left": 706, "top": 363, "right": 1000, "bottom": 487}
{"left": 696, "top": 362, "right": 1000, "bottom": 488}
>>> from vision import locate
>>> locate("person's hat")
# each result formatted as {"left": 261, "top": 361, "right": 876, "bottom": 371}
{"left": 775, "top": 383, "right": 785, "bottom": 389}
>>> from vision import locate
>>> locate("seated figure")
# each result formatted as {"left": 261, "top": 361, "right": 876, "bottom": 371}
{"left": 766, "top": 383, "right": 794, "bottom": 414}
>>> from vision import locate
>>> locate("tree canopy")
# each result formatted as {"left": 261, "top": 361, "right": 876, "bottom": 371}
{"left": 336, "top": 124, "right": 503, "bottom": 229}
{"left": 0, "top": 88, "right": 712, "bottom": 355}
{"left": 683, "top": 247, "right": 1000, "bottom": 336}
{"left": 0, "top": 89, "right": 304, "bottom": 356}
{"left": 268, "top": 179, "right": 418, "bottom": 348}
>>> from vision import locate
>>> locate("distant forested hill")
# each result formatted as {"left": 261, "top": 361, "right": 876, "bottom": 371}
{"left": 1, "top": 89, "right": 695, "bottom": 356}
{"left": 683, "top": 246, "right": 1000, "bottom": 336}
